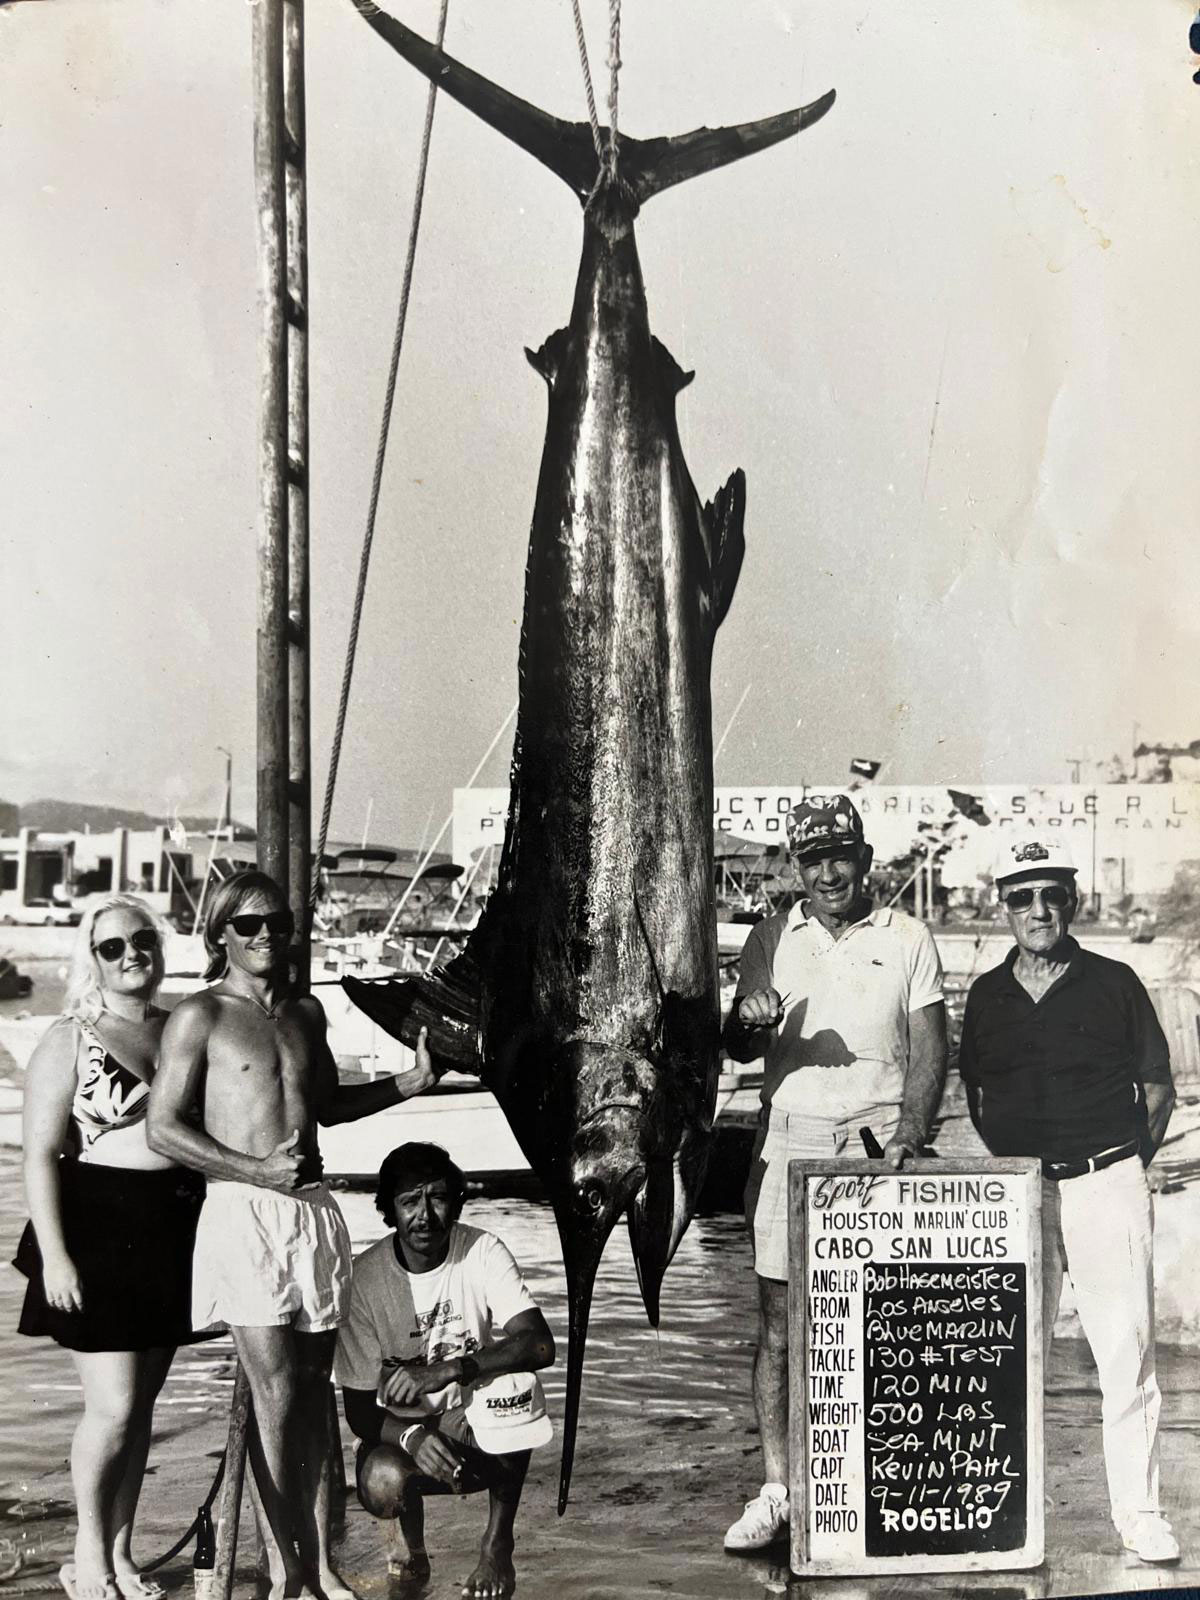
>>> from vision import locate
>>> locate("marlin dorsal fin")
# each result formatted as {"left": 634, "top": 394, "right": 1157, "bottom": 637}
{"left": 342, "top": 942, "right": 482, "bottom": 1075}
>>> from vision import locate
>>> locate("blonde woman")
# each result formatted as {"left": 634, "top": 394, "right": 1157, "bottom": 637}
{"left": 17, "top": 896, "right": 206, "bottom": 1600}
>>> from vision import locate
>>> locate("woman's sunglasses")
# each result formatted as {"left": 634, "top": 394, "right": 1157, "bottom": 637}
{"left": 94, "top": 929, "right": 161, "bottom": 963}
{"left": 1002, "top": 885, "right": 1073, "bottom": 912}
{"left": 227, "top": 911, "right": 295, "bottom": 939}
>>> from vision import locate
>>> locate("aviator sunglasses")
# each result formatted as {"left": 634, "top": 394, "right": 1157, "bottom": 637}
{"left": 1003, "top": 885, "right": 1073, "bottom": 912}
{"left": 227, "top": 911, "right": 295, "bottom": 939}
{"left": 94, "top": 928, "right": 161, "bottom": 962}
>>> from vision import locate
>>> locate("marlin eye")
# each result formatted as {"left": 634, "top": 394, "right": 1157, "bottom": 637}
{"left": 576, "top": 1182, "right": 605, "bottom": 1213}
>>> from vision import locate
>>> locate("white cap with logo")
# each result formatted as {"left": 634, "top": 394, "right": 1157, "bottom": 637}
{"left": 993, "top": 836, "right": 1077, "bottom": 884}
{"left": 464, "top": 1371, "right": 554, "bottom": 1455}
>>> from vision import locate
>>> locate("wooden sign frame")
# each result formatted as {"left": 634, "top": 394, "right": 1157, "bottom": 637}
{"left": 786, "top": 1157, "right": 1043, "bottom": 1578}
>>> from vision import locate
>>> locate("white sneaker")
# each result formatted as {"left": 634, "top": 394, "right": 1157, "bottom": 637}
{"left": 724, "top": 1489, "right": 789, "bottom": 1551}
{"left": 1117, "top": 1512, "right": 1180, "bottom": 1563}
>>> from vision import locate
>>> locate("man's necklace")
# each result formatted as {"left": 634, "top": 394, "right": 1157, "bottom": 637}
{"left": 225, "top": 989, "right": 285, "bottom": 1023}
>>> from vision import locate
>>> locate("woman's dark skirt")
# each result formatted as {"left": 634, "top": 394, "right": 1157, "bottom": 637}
{"left": 15, "top": 1160, "right": 211, "bottom": 1352}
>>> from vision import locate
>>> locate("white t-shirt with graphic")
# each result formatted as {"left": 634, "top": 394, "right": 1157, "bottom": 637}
{"left": 334, "top": 1223, "right": 538, "bottom": 1417}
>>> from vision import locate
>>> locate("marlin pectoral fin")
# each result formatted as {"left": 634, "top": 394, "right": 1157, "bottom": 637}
{"left": 705, "top": 468, "right": 746, "bottom": 630}
{"left": 342, "top": 953, "right": 482, "bottom": 1075}
{"left": 651, "top": 336, "right": 695, "bottom": 397}
{"left": 627, "top": 1159, "right": 676, "bottom": 1327}
{"left": 525, "top": 328, "right": 572, "bottom": 388}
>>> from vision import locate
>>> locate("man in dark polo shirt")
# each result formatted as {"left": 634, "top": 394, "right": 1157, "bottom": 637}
{"left": 959, "top": 836, "right": 1178, "bottom": 1564}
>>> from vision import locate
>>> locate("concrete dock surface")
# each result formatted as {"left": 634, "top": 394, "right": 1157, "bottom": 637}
{"left": 4, "top": 1089, "right": 1200, "bottom": 1600}
{"left": 3, "top": 1339, "right": 1198, "bottom": 1600}
{"left": 3, "top": 1178, "right": 1200, "bottom": 1600}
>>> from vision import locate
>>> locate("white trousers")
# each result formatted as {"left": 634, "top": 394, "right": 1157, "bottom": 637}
{"left": 1042, "top": 1154, "right": 1161, "bottom": 1522}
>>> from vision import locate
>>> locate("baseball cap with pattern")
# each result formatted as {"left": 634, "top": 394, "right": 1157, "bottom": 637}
{"left": 464, "top": 1370, "right": 554, "bottom": 1455}
{"left": 993, "top": 836, "right": 1077, "bottom": 883}
{"left": 786, "top": 794, "right": 866, "bottom": 859}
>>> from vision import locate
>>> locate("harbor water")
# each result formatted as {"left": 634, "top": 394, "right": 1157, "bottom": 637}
{"left": 3, "top": 1152, "right": 1200, "bottom": 1598}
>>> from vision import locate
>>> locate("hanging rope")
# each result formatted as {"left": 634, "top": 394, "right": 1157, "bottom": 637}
{"left": 310, "top": 0, "right": 451, "bottom": 915}
{"left": 604, "top": 0, "right": 621, "bottom": 181}
{"left": 570, "top": 0, "right": 623, "bottom": 193}
{"left": 569, "top": 0, "right": 605, "bottom": 163}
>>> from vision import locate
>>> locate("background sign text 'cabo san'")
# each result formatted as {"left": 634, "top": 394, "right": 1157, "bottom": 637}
{"left": 787, "top": 1159, "right": 1044, "bottom": 1577}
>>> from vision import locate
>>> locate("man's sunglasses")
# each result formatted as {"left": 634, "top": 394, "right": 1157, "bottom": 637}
{"left": 94, "top": 929, "right": 161, "bottom": 963}
{"left": 1002, "top": 885, "right": 1073, "bottom": 912}
{"left": 227, "top": 911, "right": 295, "bottom": 939}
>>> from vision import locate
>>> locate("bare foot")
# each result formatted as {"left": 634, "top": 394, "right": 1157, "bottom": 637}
{"left": 461, "top": 1545, "right": 515, "bottom": 1600}
{"left": 112, "top": 1570, "right": 166, "bottom": 1600}
{"left": 60, "top": 1563, "right": 117, "bottom": 1600}
{"left": 387, "top": 1549, "right": 431, "bottom": 1582}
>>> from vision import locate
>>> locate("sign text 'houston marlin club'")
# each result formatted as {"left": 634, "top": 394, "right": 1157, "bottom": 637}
{"left": 453, "top": 784, "right": 1200, "bottom": 895}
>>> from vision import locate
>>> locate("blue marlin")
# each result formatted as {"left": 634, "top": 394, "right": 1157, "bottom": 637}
{"left": 343, "top": 1, "right": 834, "bottom": 1509}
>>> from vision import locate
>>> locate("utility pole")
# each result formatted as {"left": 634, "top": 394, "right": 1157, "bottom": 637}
{"left": 284, "top": 0, "right": 311, "bottom": 982}
{"left": 220, "top": 7, "right": 314, "bottom": 1599}
{"left": 254, "top": 0, "right": 291, "bottom": 901}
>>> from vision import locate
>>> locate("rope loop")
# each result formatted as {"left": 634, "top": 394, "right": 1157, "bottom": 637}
{"left": 569, "top": 0, "right": 622, "bottom": 193}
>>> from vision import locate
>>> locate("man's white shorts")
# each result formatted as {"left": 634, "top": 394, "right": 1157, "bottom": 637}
{"left": 192, "top": 1180, "right": 352, "bottom": 1333}
{"left": 744, "top": 1104, "right": 902, "bottom": 1281}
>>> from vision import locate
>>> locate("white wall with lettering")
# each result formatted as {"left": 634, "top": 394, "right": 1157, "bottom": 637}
{"left": 453, "top": 784, "right": 1200, "bottom": 895}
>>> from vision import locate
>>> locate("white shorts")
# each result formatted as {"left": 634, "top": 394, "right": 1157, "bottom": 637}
{"left": 744, "top": 1104, "right": 902, "bottom": 1281}
{"left": 192, "top": 1180, "right": 352, "bottom": 1334}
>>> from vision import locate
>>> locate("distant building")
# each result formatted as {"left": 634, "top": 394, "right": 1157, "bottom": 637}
{"left": 455, "top": 782, "right": 1200, "bottom": 908}
{"left": 0, "top": 826, "right": 197, "bottom": 921}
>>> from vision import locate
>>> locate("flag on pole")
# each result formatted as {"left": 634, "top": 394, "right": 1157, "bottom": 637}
{"left": 947, "top": 788, "right": 991, "bottom": 825}
{"left": 849, "top": 758, "right": 882, "bottom": 781}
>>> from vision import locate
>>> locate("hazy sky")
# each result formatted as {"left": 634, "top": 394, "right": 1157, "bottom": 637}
{"left": 3, "top": 0, "right": 1198, "bottom": 849}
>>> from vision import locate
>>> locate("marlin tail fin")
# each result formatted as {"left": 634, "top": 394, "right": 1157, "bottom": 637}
{"left": 350, "top": 1, "right": 834, "bottom": 206}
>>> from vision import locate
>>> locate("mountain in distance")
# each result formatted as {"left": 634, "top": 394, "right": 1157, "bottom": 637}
{"left": 11, "top": 798, "right": 255, "bottom": 840}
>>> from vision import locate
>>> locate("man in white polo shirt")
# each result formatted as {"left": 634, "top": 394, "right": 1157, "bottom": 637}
{"left": 722, "top": 794, "right": 948, "bottom": 1553}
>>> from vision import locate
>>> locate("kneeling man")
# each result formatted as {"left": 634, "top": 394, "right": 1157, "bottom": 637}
{"left": 337, "top": 1143, "right": 555, "bottom": 1600}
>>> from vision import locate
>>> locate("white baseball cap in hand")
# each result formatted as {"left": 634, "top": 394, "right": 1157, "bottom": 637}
{"left": 465, "top": 1371, "right": 553, "bottom": 1455}
{"left": 993, "top": 835, "right": 1077, "bottom": 885}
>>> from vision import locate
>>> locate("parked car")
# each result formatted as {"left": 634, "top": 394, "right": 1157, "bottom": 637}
{"left": 0, "top": 957, "right": 33, "bottom": 999}
{"left": 0, "top": 898, "right": 82, "bottom": 927}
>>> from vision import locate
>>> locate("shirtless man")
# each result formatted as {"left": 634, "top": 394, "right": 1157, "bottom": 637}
{"left": 146, "top": 869, "right": 437, "bottom": 1600}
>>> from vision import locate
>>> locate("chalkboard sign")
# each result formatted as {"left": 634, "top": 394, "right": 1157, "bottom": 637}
{"left": 786, "top": 1157, "right": 1043, "bottom": 1577}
